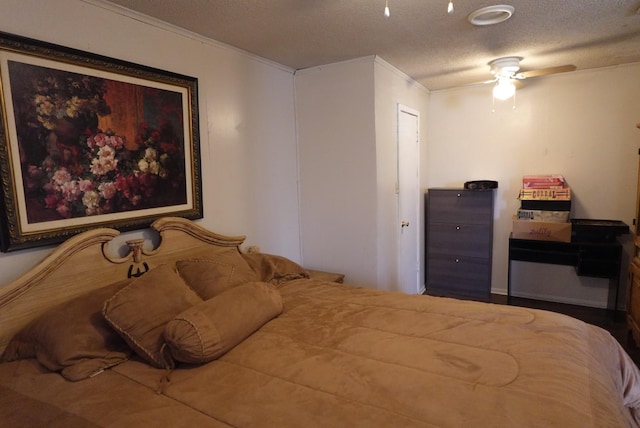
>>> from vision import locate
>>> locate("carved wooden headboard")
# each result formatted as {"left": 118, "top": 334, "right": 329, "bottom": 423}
{"left": 0, "top": 217, "right": 246, "bottom": 353}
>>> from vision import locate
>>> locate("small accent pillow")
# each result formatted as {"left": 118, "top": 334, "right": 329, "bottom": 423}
{"left": 176, "top": 249, "right": 258, "bottom": 300}
{"left": 242, "top": 252, "right": 310, "bottom": 285}
{"left": 103, "top": 264, "right": 202, "bottom": 369}
{"left": 2, "top": 279, "right": 132, "bottom": 381}
{"left": 164, "top": 282, "right": 283, "bottom": 364}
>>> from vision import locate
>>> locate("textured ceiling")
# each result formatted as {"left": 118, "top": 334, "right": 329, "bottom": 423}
{"left": 104, "top": 0, "right": 640, "bottom": 91}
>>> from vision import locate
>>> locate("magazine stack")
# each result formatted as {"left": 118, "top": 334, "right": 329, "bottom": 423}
{"left": 512, "top": 175, "right": 572, "bottom": 242}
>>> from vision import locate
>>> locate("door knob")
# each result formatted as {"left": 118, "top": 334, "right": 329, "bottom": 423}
{"left": 401, "top": 221, "right": 410, "bottom": 228}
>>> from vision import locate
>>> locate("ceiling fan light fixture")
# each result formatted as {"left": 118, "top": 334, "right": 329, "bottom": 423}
{"left": 493, "top": 78, "right": 516, "bottom": 100}
{"left": 468, "top": 5, "right": 515, "bottom": 26}
{"left": 489, "top": 56, "right": 522, "bottom": 78}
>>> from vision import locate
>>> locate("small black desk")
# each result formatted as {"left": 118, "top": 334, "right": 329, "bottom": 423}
{"left": 507, "top": 236, "right": 623, "bottom": 312}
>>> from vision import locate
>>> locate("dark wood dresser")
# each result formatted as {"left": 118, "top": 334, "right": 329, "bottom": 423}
{"left": 628, "top": 123, "right": 640, "bottom": 345}
{"left": 426, "top": 188, "right": 495, "bottom": 301}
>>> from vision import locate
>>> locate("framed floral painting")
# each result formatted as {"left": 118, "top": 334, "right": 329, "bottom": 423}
{"left": 0, "top": 32, "right": 202, "bottom": 251}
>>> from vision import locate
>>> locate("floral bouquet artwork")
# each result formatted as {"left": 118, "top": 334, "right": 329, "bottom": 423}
{"left": 0, "top": 33, "right": 200, "bottom": 251}
{"left": 10, "top": 61, "right": 189, "bottom": 224}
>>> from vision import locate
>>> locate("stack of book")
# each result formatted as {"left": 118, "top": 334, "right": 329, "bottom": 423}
{"left": 512, "top": 175, "right": 572, "bottom": 242}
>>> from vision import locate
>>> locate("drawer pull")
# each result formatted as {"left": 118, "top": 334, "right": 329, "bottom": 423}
{"left": 455, "top": 258, "right": 460, "bottom": 263}
{"left": 457, "top": 193, "right": 461, "bottom": 197}
{"left": 456, "top": 226, "right": 461, "bottom": 230}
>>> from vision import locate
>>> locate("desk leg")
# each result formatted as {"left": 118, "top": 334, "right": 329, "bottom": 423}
{"left": 609, "top": 275, "right": 621, "bottom": 321}
{"left": 608, "top": 245, "right": 623, "bottom": 321}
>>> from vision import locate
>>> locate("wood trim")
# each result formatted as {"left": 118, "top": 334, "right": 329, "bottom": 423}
{"left": 0, "top": 217, "right": 247, "bottom": 353}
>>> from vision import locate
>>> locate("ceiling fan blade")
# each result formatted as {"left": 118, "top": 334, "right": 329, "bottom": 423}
{"left": 461, "top": 77, "right": 498, "bottom": 88}
{"left": 512, "top": 79, "right": 525, "bottom": 89}
{"left": 518, "top": 65, "right": 577, "bottom": 79}
{"left": 481, "top": 77, "right": 498, "bottom": 84}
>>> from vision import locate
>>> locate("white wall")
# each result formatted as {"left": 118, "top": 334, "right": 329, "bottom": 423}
{"left": 3, "top": 0, "right": 638, "bottom": 307}
{"left": 295, "top": 58, "right": 379, "bottom": 286}
{"left": 373, "top": 58, "right": 429, "bottom": 291}
{"left": 295, "top": 56, "right": 429, "bottom": 291}
{"left": 427, "top": 63, "right": 640, "bottom": 307}
{"left": 0, "top": 0, "right": 300, "bottom": 286}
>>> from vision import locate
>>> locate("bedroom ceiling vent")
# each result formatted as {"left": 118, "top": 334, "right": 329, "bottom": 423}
{"left": 468, "top": 5, "right": 515, "bottom": 26}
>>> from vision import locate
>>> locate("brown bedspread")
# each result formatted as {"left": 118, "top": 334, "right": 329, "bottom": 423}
{"left": 1, "top": 279, "right": 639, "bottom": 427}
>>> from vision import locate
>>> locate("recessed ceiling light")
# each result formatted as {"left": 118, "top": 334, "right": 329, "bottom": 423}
{"left": 468, "top": 5, "right": 515, "bottom": 26}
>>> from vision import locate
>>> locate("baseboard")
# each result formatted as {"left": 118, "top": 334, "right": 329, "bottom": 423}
{"left": 509, "top": 290, "right": 609, "bottom": 309}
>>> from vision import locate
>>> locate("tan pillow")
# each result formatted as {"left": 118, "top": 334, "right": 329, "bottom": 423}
{"left": 242, "top": 252, "right": 310, "bottom": 284}
{"left": 164, "top": 282, "right": 283, "bottom": 364}
{"left": 2, "top": 280, "right": 132, "bottom": 381}
{"left": 103, "top": 264, "right": 202, "bottom": 369}
{"left": 176, "top": 249, "right": 258, "bottom": 300}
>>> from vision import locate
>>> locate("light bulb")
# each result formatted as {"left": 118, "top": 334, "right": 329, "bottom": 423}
{"left": 493, "top": 78, "right": 516, "bottom": 100}
{"left": 447, "top": 1, "right": 454, "bottom": 14}
{"left": 384, "top": 1, "right": 390, "bottom": 17}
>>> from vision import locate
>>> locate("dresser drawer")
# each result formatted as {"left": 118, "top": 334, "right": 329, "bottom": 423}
{"left": 425, "top": 187, "right": 494, "bottom": 301}
{"left": 427, "top": 223, "right": 492, "bottom": 258}
{"left": 427, "top": 189, "right": 493, "bottom": 224}
{"left": 427, "top": 254, "right": 491, "bottom": 299}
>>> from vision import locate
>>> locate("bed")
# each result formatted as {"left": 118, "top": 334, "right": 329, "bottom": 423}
{"left": 1, "top": 216, "right": 640, "bottom": 427}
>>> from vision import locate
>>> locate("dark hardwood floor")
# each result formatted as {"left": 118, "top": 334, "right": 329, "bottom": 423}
{"left": 491, "top": 294, "right": 640, "bottom": 367}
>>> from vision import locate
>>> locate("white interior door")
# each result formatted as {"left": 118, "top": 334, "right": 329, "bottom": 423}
{"left": 397, "top": 105, "right": 420, "bottom": 294}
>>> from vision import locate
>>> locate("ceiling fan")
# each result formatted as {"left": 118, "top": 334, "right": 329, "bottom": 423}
{"left": 487, "top": 56, "right": 577, "bottom": 100}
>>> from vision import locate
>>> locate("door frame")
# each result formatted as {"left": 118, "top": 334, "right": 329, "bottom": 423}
{"left": 397, "top": 104, "right": 421, "bottom": 294}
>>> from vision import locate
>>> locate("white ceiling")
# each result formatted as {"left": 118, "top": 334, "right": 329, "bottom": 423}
{"left": 104, "top": 0, "right": 640, "bottom": 91}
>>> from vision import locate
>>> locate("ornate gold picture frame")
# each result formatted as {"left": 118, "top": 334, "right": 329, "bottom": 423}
{"left": 0, "top": 32, "right": 202, "bottom": 251}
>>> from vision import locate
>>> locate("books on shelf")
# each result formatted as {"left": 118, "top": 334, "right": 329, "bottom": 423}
{"left": 512, "top": 174, "right": 571, "bottom": 242}
{"left": 519, "top": 187, "right": 571, "bottom": 201}
{"left": 516, "top": 209, "right": 570, "bottom": 222}
{"left": 522, "top": 174, "right": 565, "bottom": 189}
